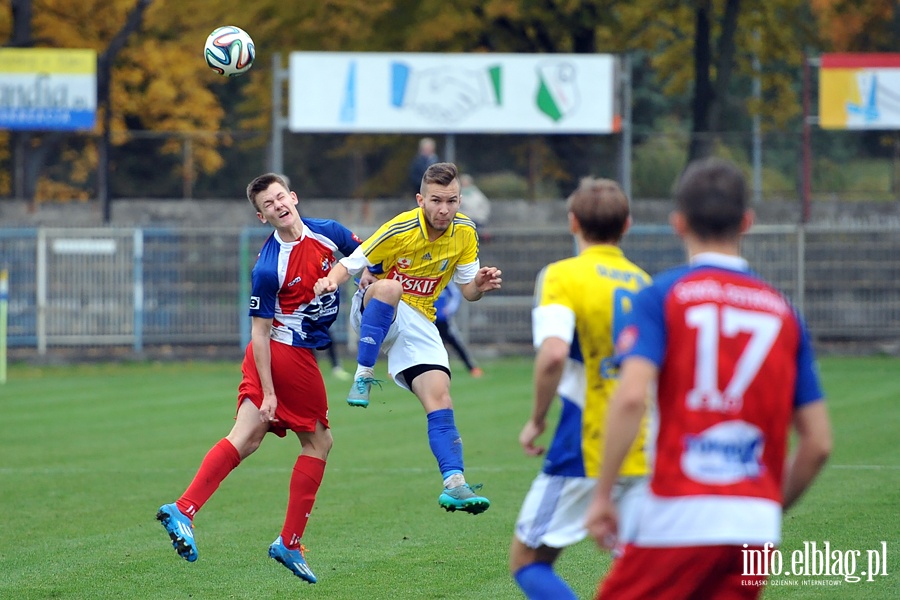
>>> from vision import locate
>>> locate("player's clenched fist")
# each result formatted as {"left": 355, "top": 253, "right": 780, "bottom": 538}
{"left": 314, "top": 277, "right": 338, "bottom": 296}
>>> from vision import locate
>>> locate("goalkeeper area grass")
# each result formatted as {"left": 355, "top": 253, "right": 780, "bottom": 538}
{"left": 1, "top": 355, "right": 897, "bottom": 599}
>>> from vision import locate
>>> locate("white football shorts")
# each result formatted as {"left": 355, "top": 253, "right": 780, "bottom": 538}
{"left": 514, "top": 473, "right": 648, "bottom": 549}
{"left": 350, "top": 289, "right": 449, "bottom": 391}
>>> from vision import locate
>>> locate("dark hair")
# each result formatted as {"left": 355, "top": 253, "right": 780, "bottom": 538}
{"left": 566, "top": 177, "right": 630, "bottom": 243}
{"left": 246, "top": 173, "right": 290, "bottom": 210}
{"left": 674, "top": 158, "right": 747, "bottom": 240}
{"left": 420, "top": 162, "right": 459, "bottom": 195}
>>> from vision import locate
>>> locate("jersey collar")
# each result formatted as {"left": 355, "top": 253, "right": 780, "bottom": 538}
{"left": 272, "top": 219, "right": 308, "bottom": 245}
{"left": 416, "top": 207, "right": 455, "bottom": 239}
{"left": 690, "top": 251, "right": 749, "bottom": 271}
{"left": 583, "top": 244, "right": 625, "bottom": 258}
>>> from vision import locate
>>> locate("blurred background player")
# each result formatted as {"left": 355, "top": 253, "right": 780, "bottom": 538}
{"left": 459, "top": 174, "right": 491, "bottom": 230}
{"left": 434, "top": 282, "right": 483, "bottom": 378}
{"left": 156, "top": 173, "right": 361, "bottom": 584}
{"left": 314, "top": 162, "right": 502, "bottom": 514}
{"left": 407, "top": 137, "right": 439, "bottom": 195}
{"left": 510, "top": 178, "right": 651, "bottom": 599}
{"left": 318, "top": 344, "right": 350, "bottom": 381}
{"left": 586, "top": 158, "right": 832, "bottom": 599}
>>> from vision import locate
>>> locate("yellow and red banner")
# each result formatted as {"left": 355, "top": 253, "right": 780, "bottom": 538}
{"left": 819, "top": 53, "right": 900, "bottom": 130}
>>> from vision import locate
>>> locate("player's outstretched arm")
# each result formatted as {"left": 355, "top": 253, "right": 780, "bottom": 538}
{"left": 461, "top": 266, "right": 502, "bottom": 301}
{"left": 783, "top": 401, "right": 832, "bottom": 511}
{"left": 314, "top": 262, "right": 351, "bottom": 296}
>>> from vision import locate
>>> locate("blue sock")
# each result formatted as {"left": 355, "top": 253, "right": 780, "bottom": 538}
{"left": 426, "top": 409, "right": 464, "bottom": 478}
{"left": 357, "top": 298, "right": 393, "bottom": 368}
{"left": 514, "top": 563, "right": 577, "bottom": 600}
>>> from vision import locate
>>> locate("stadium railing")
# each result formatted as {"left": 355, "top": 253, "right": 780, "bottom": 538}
{"left": 1, "top": 224, "right": 898, "bottom": 359}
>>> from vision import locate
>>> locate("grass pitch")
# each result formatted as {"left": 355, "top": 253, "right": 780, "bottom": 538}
{"left": 1, "top": 355, "right": 898, "bottom": 599}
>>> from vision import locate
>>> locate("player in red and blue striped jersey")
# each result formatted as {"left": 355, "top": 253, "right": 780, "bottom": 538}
{"left": 249, "top": 216, "right": 357, "bottom": 348}
{"left": 156, "top": 173, "right": 361, "bottom": 584}
{"left": 586, "top": 158, "right": 832, "bottom": 599}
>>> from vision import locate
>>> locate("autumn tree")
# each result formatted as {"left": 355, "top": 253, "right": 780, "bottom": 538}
{"left": 1, "top": 0, "right": 245, "bottom": 204}
{"left": 337, "top": 0, "right": 629, "bottom": 197}
{"left": 334, "top": 0, "right": 821, "bottom": 186}
{"left": 3, "top": 0, "right": 32, "bottom": 199}
{"left": 9, "top": 0, "right": 896, "bottom": 205}
{"left": 811, "top": 0, "right": 898, "bottom": 51}
{"left": 811, "top": 1, "right": 900, "bottom": 197}
{"left": 612, "top": 2, "right": 819, "bottom": 164}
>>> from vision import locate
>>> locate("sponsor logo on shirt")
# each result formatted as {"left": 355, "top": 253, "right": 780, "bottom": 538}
{"left": 387, "top": 267, "right": 440, "bottom": 297}
{"left": 681, "top": 420, "right": 764, "bottom": 485}
{"left": 249, "top": 296, "right": 260, "bottom": 310}
{"left": 287, "top": 277, "right": 302, "bottom": 287}
{"left": 616, "top": 325, "right": 638, "bottom": 354}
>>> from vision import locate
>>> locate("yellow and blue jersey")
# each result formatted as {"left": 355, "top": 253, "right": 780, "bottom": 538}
{"left": 348, "top": 208, "right": 479, "bottom": 321}
{"left": 532, "top": 245, "right": 651, "bottom": 478}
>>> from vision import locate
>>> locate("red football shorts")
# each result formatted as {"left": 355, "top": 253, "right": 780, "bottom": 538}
{"left": 237, "top": 341, "right": 329, "bottom": 436}
{"left": 597, "top": 544, "right": 768, "bottom": 600}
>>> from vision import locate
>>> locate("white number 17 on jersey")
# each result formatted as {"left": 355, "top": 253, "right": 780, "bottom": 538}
{"left": 684, "top": 303, "right": 782, "bottom": 413}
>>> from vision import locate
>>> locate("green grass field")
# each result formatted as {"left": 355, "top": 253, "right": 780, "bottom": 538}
{"left": 1, "top": 355, "right": 898, "bottom": 599}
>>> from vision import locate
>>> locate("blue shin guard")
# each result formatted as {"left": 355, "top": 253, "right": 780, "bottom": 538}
{"left": 357, "top": 297, "right": 394, "bottom": 368}
{"left": 426, "top": 408, "right": 464, "bottom": 478}
{"left": 514, "top": 563, "right": 577, "bottom": 600}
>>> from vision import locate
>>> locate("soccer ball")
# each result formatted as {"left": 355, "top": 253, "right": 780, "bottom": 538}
{"left": 204, "top": 26, "right": 255, "bottom": 77}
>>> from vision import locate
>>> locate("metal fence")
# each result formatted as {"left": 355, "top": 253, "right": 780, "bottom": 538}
{"left": 2, "top": 224, "right": 899, "bottom": 359}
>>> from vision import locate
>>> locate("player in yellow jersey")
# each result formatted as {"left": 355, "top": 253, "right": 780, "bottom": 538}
{"left": 510, "top": 178, "right": 651, "bottom": 599}
{"left": 313, "top": 162, "right": 502, "bottom": 514}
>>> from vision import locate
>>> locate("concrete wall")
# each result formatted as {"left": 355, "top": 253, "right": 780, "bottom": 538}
{"left": 4, "top": 195, "right": 900, "bottom": 230}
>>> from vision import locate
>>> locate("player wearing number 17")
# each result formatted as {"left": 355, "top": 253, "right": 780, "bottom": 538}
{"left": 510, "top": 178, "right": 651, "bottom": 600}
{"left": 585, "top": 158, "right": 832, "bottom": 599}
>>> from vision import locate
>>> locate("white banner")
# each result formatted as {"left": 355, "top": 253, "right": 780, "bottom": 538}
{"left": 288, "top": 52, "right": 619, "bottom": 134}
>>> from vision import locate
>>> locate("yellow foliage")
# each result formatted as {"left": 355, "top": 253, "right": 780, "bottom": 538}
{"left": 7, "top": 0, "right": 256, "bottom": 198}
{"left": 614, "top": 1, "right": 811, "bottom": 127}
{"left": 35, "top": 178, "right": 92, "bottom": 203}
{"left": 811, "top": 0, "right": 896, "bottom": 51}
{"left": 6, "top": 0, "right": 893, "bottom": 201}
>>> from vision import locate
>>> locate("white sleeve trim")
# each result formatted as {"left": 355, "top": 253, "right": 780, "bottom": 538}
{"left": 339, "top": 246, "right": 373, "bottom": 275}
{"left": 532, "top": 304, "right": 575, "bottom": 348}
{"left": 453, "top": 260, "right": 480, "bottom": 284}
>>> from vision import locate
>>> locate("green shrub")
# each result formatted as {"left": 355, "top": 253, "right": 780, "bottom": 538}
{"left": 474, "top": 171, "right": 529, "bottom": 199}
